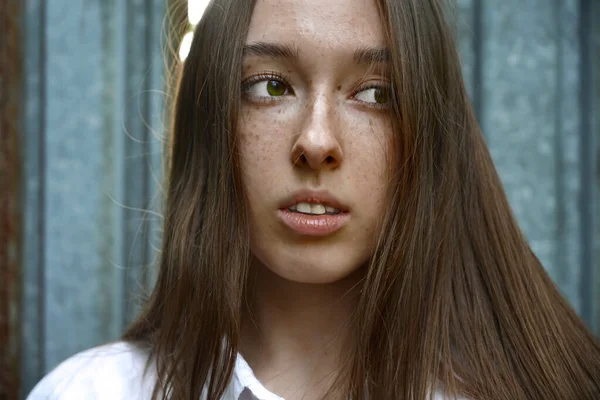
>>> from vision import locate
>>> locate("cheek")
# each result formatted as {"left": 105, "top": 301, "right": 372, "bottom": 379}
{"left": 349, "top": 116, "right": 394, "bottom": 179}
{"left": 238, "top": 110, "right": 289, "bottom": 199}
{"left": 348, "top": 117, "right": 394, "bottom": 217}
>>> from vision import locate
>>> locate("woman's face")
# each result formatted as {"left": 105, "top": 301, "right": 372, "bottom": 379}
{"left": 239, "top": 0, "right": 393, "bottom": 284}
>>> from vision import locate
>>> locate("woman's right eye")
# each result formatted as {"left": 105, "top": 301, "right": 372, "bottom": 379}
{"left": 243, "top": 79, "right": 292, "bottom": 99}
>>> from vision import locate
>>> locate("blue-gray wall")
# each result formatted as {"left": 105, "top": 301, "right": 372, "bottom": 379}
{"left": 19, "top": 0, "right": 599, "bottom": 397}
{"left": 457, "top": 0, "right": 598, "bottom": 325}
{"left": 21, "top": 0, "right": 166, "bottom": 395}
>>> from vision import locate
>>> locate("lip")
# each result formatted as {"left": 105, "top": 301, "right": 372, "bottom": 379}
{"left": 279, "top": 189, "right": 349, "bottom": 212}
{"left": 278, "top": 189, "right": 350, "bottom": 236}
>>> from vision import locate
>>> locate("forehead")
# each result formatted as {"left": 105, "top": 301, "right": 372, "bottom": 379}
{"left": 245, "top": 0, "right": 385, "bottom": 49}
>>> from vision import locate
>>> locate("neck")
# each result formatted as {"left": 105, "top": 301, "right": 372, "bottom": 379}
{"left": 240, "top": 260, "right": 363, "bottom": 400}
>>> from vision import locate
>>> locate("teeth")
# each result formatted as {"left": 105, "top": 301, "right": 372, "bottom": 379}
{"left": 311, "top": 204, "right": 326, "bottom": 215}
{"left": 288, "top": 202, "right": 340, "bottom": 215}
{"left": 296, "top": 202, "right": 312, "bottom": 214}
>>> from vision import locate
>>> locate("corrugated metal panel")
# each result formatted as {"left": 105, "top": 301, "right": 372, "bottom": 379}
{"left": 457, "top": 0, "right": 597, "bottom": 329}
{"left": 485, "top": 0, "right": 580, "bottom": 308}
{"left": 20, "top": 0, "right": 165, "bottom": 397}
{"left": 16, "top": 0, "right": 599, "bottom": 398}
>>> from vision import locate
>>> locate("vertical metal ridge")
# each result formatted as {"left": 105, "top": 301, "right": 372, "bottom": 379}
{"left": 113, "top": 0, "right": 127, "bottom": 337}
{"left": 21, "top": 0, "right": 46, "bottom": 392}
{"left": 472, "top": 0, "right": 484, "bottom": 128}
{"left": 146, "top": 0, "right": 167, "bottom": 290}
{"left": 552, "top": 0, "right": 567, "bottom": 291}
{"left": 578, "top": 0, "right": 596, "bottom": 331}
{"left": 37, "top": 0, "right": 47, "bottom": 374}
{"left": 121, "top": 0, "right": 155, "bottom": 326}
{"left": 142, "top": 0, "right": 153, "bottom": 293}
{"left": 121, "top": 0, "right": 131, "bottom": 331}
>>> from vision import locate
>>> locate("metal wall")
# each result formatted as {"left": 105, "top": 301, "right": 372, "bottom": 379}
{"left": 20, "top": 0, "right": 166, "bottom": 396}
{"left": 17, "top": 0, "right": 599, "bottom": 398}
{"left": 457, "top": 0, "right": 598, "bottom": 328}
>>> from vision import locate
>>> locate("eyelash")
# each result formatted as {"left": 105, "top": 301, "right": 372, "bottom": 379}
{"left": 350, "top": 83, "right": 391, "bottom": 110}
{"left": 241, "top": 71, "right": 391, "bottom": 109}
{"left": 241, "top": 71, "right": 294, "bottom": 103}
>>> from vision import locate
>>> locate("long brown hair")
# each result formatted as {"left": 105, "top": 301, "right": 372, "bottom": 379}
{"left": 123, "top": 0, "right": 600, "bottom": 399}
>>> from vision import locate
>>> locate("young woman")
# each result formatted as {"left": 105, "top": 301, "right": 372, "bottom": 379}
{"left": 28, "top": 0, "right": 600, "bottom": 399}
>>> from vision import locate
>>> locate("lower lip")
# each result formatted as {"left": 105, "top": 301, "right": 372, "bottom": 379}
{"left": 278, "top": 209, "right": 350, "bottom": 236}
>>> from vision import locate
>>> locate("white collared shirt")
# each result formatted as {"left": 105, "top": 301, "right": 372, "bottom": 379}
{"left": 27, "top": 342, "right": 451, "bottom": 399}
{"left": 24, "top": 341, "right": 282, "bottom": 400}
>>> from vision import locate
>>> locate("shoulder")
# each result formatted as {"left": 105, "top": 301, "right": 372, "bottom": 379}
{"left": 26, "top": 341, "right": 157, "bottom": 400}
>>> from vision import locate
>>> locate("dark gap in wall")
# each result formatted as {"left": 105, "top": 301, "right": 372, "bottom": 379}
{"left": 37, "top": 0, "right": 48, "bottom": 376}
{"left": 472, "top": 0, "right": 484, "bottom": 131}
{"left": 141, "top": 0, "right": 154, "bottom": 304}
{"left": 593, "top": 0, "right": 600, "bottom": 334}
{"left": 121, "top": 0, "right": 132, "bottom": 331}
{"left": 553, "top": 0, "right": 568, "bottom": 298}
{"left": 578, "top": 0, "right": 596, "bottom": 331}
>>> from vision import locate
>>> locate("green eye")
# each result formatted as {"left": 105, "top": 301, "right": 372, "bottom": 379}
{"left": 374, "top": 87, "right": 390, "bottom": 104}
{"left": 242, "top": 75, "right": 292, "bottom": 102}
{"left": 266, "top": 80, "right": 286, "bottom": 96}
{"left": 354, "top": 85, "right": 391, "bottom": 107}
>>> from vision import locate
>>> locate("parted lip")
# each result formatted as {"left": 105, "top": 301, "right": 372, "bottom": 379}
{"left": 279, "top": 189, "right": 349, "bottom": 212}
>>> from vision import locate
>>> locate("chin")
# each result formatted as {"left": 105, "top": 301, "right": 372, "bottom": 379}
{"left": 252, "top": 247, "right": 369, "bottom": 285}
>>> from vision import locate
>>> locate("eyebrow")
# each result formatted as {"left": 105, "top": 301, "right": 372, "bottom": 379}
{"left": 353, "top": 47, "right": 391, "bottom": 64}
{"left": 243, "top": 41, "right": 391, "bottom": 65}
{"left": 243, "top": 42, "right": 300, "bottom": 61}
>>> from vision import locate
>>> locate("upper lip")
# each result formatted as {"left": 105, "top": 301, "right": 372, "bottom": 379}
{"left": 280, "top": 189, "right": 348, "bottom": 212}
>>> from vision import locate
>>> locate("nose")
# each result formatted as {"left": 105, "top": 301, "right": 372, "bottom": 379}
{"left": 290, "top": 95, "right": 343, "bottom": 171}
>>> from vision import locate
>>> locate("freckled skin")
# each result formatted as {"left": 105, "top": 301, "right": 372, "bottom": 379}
{"left": 239, "top": 0, "right": 394, "bottom": 284}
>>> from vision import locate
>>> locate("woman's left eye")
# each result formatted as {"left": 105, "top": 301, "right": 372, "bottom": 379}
{"left": 354, "top": 86, "right": 391, "bottom": 106}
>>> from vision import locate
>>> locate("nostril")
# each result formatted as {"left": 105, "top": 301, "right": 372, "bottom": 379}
{"left": 325, "top": 156, "right": 334, "bottom": 164}
{"left": 300, "top": 153, "right": 307, "bottom": 163}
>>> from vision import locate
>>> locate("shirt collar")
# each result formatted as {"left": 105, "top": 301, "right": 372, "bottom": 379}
{"left": 231, "top": 353, "right": 285, "bottom": 400}
{"left": 225, "top": 353, "right": 449, "bottom": 400}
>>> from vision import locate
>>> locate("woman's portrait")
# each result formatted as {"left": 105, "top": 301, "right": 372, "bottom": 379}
{"left": 1, "top": 0, "right": 599, "bottom": 399}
